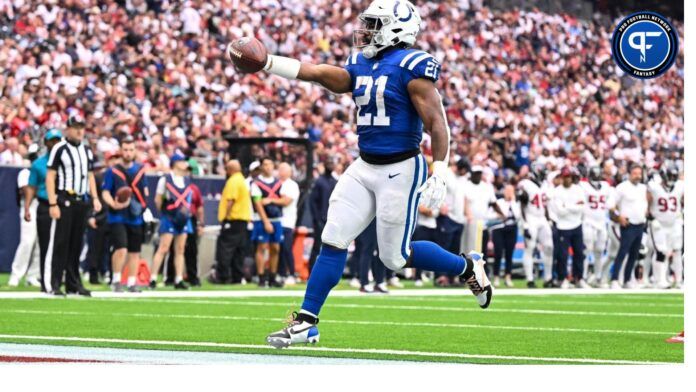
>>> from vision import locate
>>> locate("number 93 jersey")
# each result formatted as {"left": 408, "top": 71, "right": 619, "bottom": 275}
{"left": 648, "top": 179, "right": 684, "bottom": 224}
{"left": 344, "top": 48, "right": 441, "bottom": 156}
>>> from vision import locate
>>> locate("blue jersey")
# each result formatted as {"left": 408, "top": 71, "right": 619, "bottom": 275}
{"left": 344, "top": 47, "right": 441, "bottom": 156}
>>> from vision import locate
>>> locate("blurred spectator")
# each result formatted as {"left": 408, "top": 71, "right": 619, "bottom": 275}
{"left": 490, "top": 185, "right": 519, "bottom": 288}
{"left": 608, "top": 164, "right": 648, "bottom": 289}
{"left": 8, "top": 143, "right": 40, "bottom": 287}
{"left": 166, "top": 174, "right": 204, "bottom": 286}
{"left": 26, "top": 129, "right": 63, "bottom": 292}
{"left": 278, "top": 162, "right": 300, "bottom": 285}
{"left": 250, "top": 157, "right": 284, "bottom": 288}
{"left": 308, "top": 160, "right": 338, "bottom": 271}
{"left": 552, "top": 167, "right": 586, "bottom": 288}
{"left": 150, "top": 154, "right": 193, "bottom": 290}
{"left": 355, "top": 220, "right": 387, "bottom": 293}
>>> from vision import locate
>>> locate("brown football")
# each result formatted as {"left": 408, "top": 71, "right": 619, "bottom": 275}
{"left": 227, "top": 37, "right": 268, "bottom": 74}
{"left": 115, "top": 186, "right": 132, "bottom": 203}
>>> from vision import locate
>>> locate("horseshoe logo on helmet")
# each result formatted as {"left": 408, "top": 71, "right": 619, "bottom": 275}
{"left": 393, "top": 1, "right": 412, "bottom": 22}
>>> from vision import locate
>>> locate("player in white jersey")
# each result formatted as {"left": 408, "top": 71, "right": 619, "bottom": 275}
{"left": 517, "top": 164, "right": 553, "bottom": 288}
{"left": 580, "top": 167, "right": 611, "bottom": 284}
{"left": 597, "top": 183, "right": 622, "bottom": 288}
{"left": 647, "top": 162, "right": 684, "bottom": 288}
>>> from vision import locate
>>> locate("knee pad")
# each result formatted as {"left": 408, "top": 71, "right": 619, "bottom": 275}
{"left": 655, "top": 251, "right": 666, "bottom": 262}
{"left": 321, "top": 221, "right": 351, "bottom": 250}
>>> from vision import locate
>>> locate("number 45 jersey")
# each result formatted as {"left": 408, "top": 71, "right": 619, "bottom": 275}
{"left": 648, "top": 179, "right": 684, "bottom": 224}
{"left": 344, "top": 48, "right": 441, "bottom": 156}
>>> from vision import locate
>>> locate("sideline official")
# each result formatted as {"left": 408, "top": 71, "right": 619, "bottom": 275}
{"left": 45, "top": 115, "right": 102, "bottom": 296}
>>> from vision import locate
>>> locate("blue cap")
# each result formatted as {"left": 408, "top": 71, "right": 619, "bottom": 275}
{"left": 170, "top": 153, "right": 188, "bottom": 167}
{"left": 44, "top": 128, "right": 63, "bottom": 141}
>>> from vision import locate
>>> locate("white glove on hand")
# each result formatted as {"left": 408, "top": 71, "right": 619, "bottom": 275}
{"left": 418, "top": 161, "right": 447, "bottom": 210}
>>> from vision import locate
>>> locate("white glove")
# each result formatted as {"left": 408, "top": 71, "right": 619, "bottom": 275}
{"left": 418, "top": 161, "right": 447, "bottom": 210}
{"left": 143, "top": 208, "right": 154, "bottom": 223}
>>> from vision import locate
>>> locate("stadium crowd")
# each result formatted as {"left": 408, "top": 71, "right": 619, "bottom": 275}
{"left": 0, "top": 0, "right": 684, "bottom": 292}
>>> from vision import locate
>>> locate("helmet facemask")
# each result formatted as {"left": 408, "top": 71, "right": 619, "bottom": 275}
{"left": 353, "top": 14, "right": 393, "bottom": 58}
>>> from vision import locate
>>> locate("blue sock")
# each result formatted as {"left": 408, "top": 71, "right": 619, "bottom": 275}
{"left": 301, "top": 246, "right": 348, "bottom": 316}
{"left": 410, "top": 241, "right": 466, "bottom": 275}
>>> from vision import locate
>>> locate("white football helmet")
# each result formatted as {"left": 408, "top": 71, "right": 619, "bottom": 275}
{"left": 353, "top": 0, "right": 421, "bottom": 58}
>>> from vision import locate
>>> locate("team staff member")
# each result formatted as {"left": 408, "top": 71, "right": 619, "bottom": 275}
{"left": 150, "top": 154, "right": 192, "bottom": 290}
{"left": 8, "top": 144, "right": 41, "bottom": 288}
{"left": 166, "top": 175, "right": 204, "bottom": 286}
{"left": 212, "top": 160, "right": 251, "bottom": 284}
{"left": 25, "top": 128, "right": 63, "bottom": 292}
{"left": 101, "top": 136, "right": 148, "bottom": 292}
{"left": 251, "top": 157, "right": 284, "bottom": 288}
{"left": 552, "top": 167, "right": 586, "bottom": 289}
{"left": 45, "top": 115, "right": 102, "bottom": 296}
{"left": 277, "top": 162, "right": 300, "bottom": 285}
{"left": 608, "top": 164, "right": 648, "bottom": 289}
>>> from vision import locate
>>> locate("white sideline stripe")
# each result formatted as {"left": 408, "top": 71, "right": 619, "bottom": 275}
{"left": 1, "top": 309, "right": 676, "bottom": 336}
{"left": 0, "top": 343, "right": 414, "bottom": 365}
{"left": 0, "top": 288, "right": 683, "bottom": 299}
{"left": 92, "top": 298, "right": 683, "bottom": 318}
{"left": 371, "top": 296, "right": 684, "bottom": 308}
{"left": 399, "top": 50, "right": 423, "bottom": 67}
{"left": 0, "top": 334, "right": 674, "bottom": 365}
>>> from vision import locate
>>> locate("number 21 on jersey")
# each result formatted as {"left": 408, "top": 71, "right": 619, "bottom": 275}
{"left": 355, "top": 75, "right": 390, "bottom": 126}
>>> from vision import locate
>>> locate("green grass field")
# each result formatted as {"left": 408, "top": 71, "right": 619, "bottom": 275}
{"left": 0, "top": 271, "right": 684, "bottom": 364}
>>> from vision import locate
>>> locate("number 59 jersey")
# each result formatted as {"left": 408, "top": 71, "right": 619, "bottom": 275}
{"left": 344, "top": 48, "right": 441, "bottom": 156}
{"left": 648, "top": 179, "right": 684, "bottom": 224}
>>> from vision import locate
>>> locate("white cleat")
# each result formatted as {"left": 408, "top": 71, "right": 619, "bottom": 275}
{"left": 560, "top": 279, "right": 570, "bottom": 289}
{"left": 462, "top": 252, "right": 493, "bottom": 309}
{"left": 349, "top": 278, "right": 361, "bottom": 288}
{"left": 610, "top": 280, "right": 622, "bottom": 289}
{"left": 414, "top": 279, "right": 423, "bottom": 287}
{"left": 266, "top": 312, "right": 320, "bottom": 349}
{"left": 388, "top": 276, "right": 404, "bottom": 288}
{"left": 576, "top": 279, "right": 590, "bottom": 289}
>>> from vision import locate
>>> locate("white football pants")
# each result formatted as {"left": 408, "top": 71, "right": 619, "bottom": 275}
{"left": 321, "top": 155, "right": 427, "bottom": 271}
{"left": 9, "top": 200, "right": 40, "bottom": 284}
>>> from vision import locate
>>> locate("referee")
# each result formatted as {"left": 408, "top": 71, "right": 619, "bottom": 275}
{"left": 45, "top": 115, "right": 102, "bottom": 296}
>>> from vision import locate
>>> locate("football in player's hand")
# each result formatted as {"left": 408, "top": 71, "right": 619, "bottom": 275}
{"left": 115, "top": 186, "right": 132, "bottom": 203}
{"left": 227, "top": 37, "right": 267, "bottom": 74}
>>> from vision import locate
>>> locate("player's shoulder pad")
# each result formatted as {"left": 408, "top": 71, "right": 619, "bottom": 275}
{"left": 395, "top": 48, "right": 441, "bottom": 82}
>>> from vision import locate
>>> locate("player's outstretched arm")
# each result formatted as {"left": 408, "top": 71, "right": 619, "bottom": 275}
{"left": 408, "top": 78, "right": 450, "bottom": 210}
{"left": 264, "top": 55, "right": 351, "bottom": 94}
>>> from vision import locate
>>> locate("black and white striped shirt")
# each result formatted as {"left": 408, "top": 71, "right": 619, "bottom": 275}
{"left": 47, "top": 139, "right": 94, "bottom": 196}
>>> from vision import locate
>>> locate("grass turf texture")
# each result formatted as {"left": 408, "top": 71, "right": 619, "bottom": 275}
{"left": 0, "top": 286, "right": 683, "bottom": 364}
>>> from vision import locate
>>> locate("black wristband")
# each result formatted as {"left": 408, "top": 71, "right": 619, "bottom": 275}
{"left": 49, "top": 203, "right": 58, "bottom": 207}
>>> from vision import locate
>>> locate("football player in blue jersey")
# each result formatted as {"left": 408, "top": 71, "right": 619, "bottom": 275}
{"left": 259, "top": 0, "right": 493, "bottom": 348}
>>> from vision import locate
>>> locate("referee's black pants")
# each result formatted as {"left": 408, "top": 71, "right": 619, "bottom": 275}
{"left": 36, "top": 200, "right": 52, "bottom": 292}
{"left": 47, "top": 195, "right": 89, "bottom": 293}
